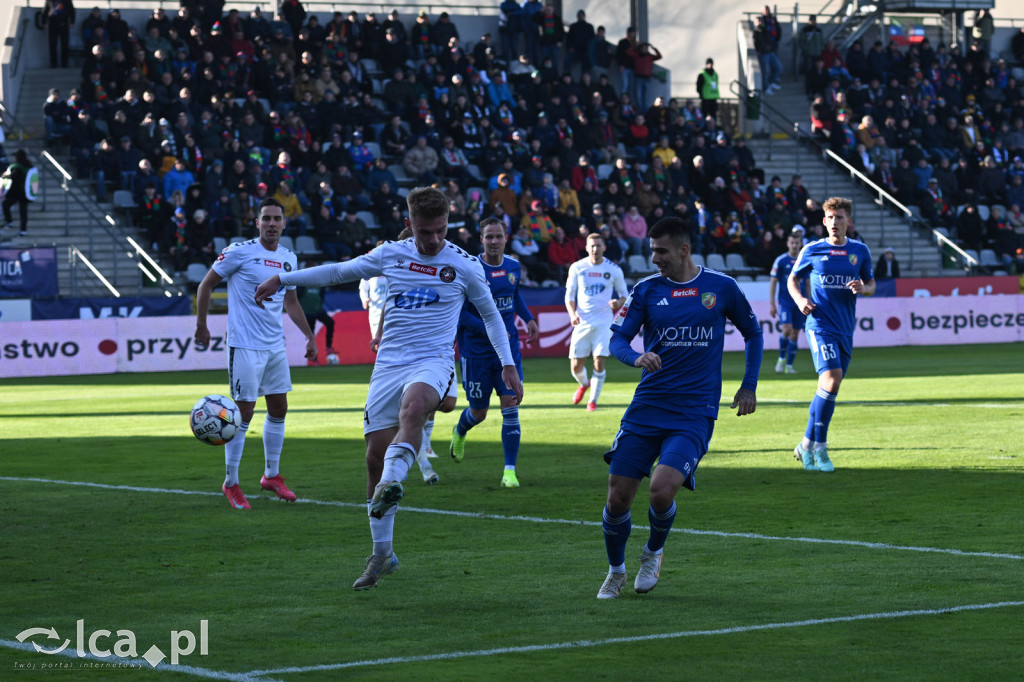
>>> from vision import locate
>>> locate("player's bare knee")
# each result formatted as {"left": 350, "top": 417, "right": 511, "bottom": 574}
{"left": 236, "top": 401, "right": 257, "bottom": 424}
{"left": 471, "top": 407, "right": 488, "bottom": 422}
{"left": 438, "top": 396, "right": 457, "bottom": 412}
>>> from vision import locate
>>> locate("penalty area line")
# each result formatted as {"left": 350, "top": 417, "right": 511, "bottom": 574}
{"left": 2, "top": 476, "right": 1022, "bottom": 562}
{"left": 247, "top": 600, "right": 1024, "bottom": 675}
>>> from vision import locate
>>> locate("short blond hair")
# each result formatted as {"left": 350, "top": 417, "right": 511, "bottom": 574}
{"left": 822, "top": 196, "right": 852, "bottom": 215}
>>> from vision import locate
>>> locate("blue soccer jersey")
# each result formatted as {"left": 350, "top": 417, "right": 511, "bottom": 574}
{"left": 457, "top": 255, "right": 534, "bottom": 361}
{"left": 791, "top": 238, "right": 874, "bottom": 338}
{"left": 770, "top": 252, "right": 799, "bottom": 306}
{"left": 610, "top": 268, "right": 762, "bottom": 420}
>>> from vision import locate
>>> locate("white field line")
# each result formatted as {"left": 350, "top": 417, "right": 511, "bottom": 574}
{"left": 2, "top": 476, "right": 1022, "bottom": 562}
{"left": 247, "top": 600, "right": 1024, "bottom": 676}
{"left": 0, "top": 638, "right": 278, "bottom": 682}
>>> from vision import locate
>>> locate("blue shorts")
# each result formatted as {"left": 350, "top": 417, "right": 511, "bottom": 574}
{"left": 805, "top": 328, "right": 852, "bottom": 375}
{"left": 603, "top": 414, "right": 715, "bottom": 490}
{"left": 460, "top": 354, "right": 524, "bottom": 409}
{"left": 778, "top": 300, "right": 806, "bottom": 330}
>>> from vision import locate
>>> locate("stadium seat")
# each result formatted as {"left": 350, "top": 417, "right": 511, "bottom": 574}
{"left": 725, "top": 253, "right": 752, "bottom": 273}
{"left": 978, "top": 205, "right": 991, "bottom": 221}
{"left": 295, "top": 235, "right": 319, "bottom": 256}
{"left": 627, "top": 254, "right": 650, "bottom": 275}
{"left": 596, "top": 164, "right": 613, "bottom": 181}
{"left": 229, "top": 236, "right": 246, "bottom": 244}
{"left": 736, "top": 275, "right": 754, "bottom": 281}
{"left": 963, "top": 249, "right": 980, "bottom": 265}
{"left": 979, "top": 249, "right": 1001, "bottom": 268}
{"left": 113, "top": 190, "right": 136, "bottom": 224}
{"left": 278, "top": 236, "right": 294, "bottom": 252}
{"left": 541, "top": 279, "right": 560, "bottom": 287}
{"left": 357, "top": 211, "right": 380, "bottom": 229}
{"left": 933, "top": 227, "right": 950, "bottom": 244}
{"left": 213, "top": 237, "right": 227, "bottom": 253}
{"left": 185, "top": 263, "right": 208, "bottom": 284}
{"left": 691, "top": 254, "right": 705, "bottom": 268}
{"left": 754, "top": 274, "right": 771, "bottom": 282}
{"left": 706, "top": 253, "right": 727, "bottom": 271}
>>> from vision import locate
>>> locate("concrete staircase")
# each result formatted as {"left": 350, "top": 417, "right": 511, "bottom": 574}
{"left": 744, "top": 75, "right": 948, "bottom": 278}
{"left": 3, "top": 67, "right": 179, "bottom": 298}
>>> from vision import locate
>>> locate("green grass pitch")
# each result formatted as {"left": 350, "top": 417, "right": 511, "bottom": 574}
{"left": 1, "top": 343, "right": 1022, "bottom": 680}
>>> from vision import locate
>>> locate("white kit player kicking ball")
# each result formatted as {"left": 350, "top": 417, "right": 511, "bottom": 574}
{"left": 565, "top": 233, "right": 628, "bottom": 411}
{"left": 195, "top": 198, "right": 317, "bottom": 510}
{"left": 255, "top": 187, "right": 522, "bottom": 590}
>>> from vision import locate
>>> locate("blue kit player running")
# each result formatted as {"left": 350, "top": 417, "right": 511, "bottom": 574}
{"left": 769, "top": 229, "right": 807, "bottom": 374}
{"left": 788, "top": 197, "right": 875, "bottom": 472}
{"left": 451, "top": 218, "right": 540, "bottom": 488}
{"left": 598, "top": 217, "right": 763, "bottom": 599}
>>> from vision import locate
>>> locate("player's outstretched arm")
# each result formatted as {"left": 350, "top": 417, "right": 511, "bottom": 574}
{"left": 254, "top": 274, "right": 282, "bottom": 308}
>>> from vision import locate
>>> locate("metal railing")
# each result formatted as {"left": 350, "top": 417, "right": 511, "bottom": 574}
{"left": 0, "top": 100, "right": 181, "bottom": 297}
{"left": 732, "top": 79, "right": 980, "bottom": 273}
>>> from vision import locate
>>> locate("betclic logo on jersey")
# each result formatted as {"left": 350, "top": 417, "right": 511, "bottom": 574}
{"left": 672, "top": 288, "right": 698, "bottom": 297}
{"left": 409, "top": 262, "right": 437, "bottom": 276}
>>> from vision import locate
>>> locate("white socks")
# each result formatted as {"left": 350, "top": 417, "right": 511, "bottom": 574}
{"left": 223, "top": 421, "right": 249, "bottom": 487}
{"left": 572, "top": 368, "right": 589, "bottom": 387}
{"left": 590, "top": 370, "right": 607, "bottom": 404}
{"left": 263, "top": 415, "right": 285, "bottom": 478}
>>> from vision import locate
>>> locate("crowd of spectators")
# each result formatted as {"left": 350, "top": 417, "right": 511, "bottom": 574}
{"left": 803, "top": 15, "right": 1024, "bottom": 273}
{"left": 39, "top": 1, "right": 808, "bottom": 282}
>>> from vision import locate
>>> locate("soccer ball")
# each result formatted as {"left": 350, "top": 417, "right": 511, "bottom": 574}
{"left": 190, "top": 394, "right": 241, "bottom": 446}
{"left": 326, "top": 352, "right": 339, "bottom": 365}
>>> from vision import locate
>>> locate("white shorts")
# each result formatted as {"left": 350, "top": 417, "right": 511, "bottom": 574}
{"left": 569, "top": 325, "right": 612, "bottom": 359}
{"left": 364, "top": 361, "right": 457, "bottom": 434}
{"left": 228, "top": 347, "right": 292, "bottom": 402}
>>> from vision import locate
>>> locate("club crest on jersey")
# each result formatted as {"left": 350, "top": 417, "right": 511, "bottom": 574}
{"left": 440, "top": 266, "right": 456, "bottom": 283}
{"left": 701, "top": 292, "right": 716, "bottom": 309}
{"left": 283, "top": 262, "right": 292, "bottom": 272}
{"left": 848, "top": 254, "right": 858, "bottom": 265}
{"left": 507, "top": 272, "right": 516, "bottom": 285}
{"left": 409, "top": 262, "right": 437, "bottom": 276}
{"left": 603, "top": 272, "right": 611, "bottom": 279}
{"left": 672, "top": 288, "right": 698, "bottom": 297}
{"left": 264, "top": 259, "right": 282, "bottom": 268}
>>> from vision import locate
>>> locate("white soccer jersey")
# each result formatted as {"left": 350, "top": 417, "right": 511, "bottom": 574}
{"left": 280, "top": 238, "right": 514, "bottom": 367}
{"left": 213, "top": 238, "right": 297, "bottom": 350}
{"left": 359, "top": 276, "right": 388, "bottom": 332}
{"left": 565, "top": 257, "right": 628, "bottom": 330}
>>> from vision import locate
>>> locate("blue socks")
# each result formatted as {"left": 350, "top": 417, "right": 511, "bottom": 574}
{"left": 786, "top": 337, "right": 799, "bottom": 366}
{"left": 646, "top": 501, "right": 677, "bottom": 553}
{"left": 602, "top": 507, "right": 631, "bottom": 569}
{"left": 456, "top": 407, "right": 481, "bottom": 437}
{"left": 500, "top": 406, "right": 520, "bottom": 467}
{"left": 778, "top": 334, "right": 788, "bottom": 359}
{"left": 805, "top": 387, "right": 838, "bottom": 445}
